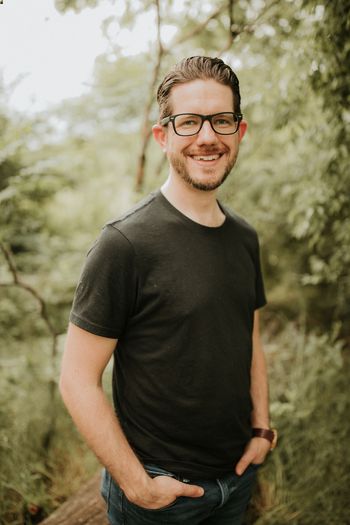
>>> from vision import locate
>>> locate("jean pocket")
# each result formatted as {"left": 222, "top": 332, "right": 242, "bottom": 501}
{"left": 144, "top": 464, "right": 177, "bottom": 479}
{"left": 123, "top": 464, "right": 181, "bottom": 512}
{"left": 100, "top": 468, "right": 112, "bottom": 512}
{"left": 123, "top": 492, "right": 178, "bottom": 514}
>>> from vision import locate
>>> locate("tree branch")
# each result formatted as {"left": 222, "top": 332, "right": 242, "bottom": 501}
{"left": 135, "top": 0, "right": 164, "bottom": 190}
{"left": 170, "top": 3, "right": 227, "bottom": 47}
{"left": 218, "top": 0, "right": 281, "bottom": 56}
{"left": 218, "top": 0, "right": 237, "bottom": 55}
{"left": 229, "top": 0, "right": 235, "bottom": 38}
{"left": 0, "top": 242, "right": 59, "bottom": 348}
{"left": 0, "top": 241, "right": 61, "bottom": 450}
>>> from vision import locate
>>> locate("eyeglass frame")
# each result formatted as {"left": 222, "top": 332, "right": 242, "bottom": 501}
{"left": 159, "top": 112, "right": 243, "bottom": 136}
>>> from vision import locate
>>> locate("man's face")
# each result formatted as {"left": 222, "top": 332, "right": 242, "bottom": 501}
{"left": 154, "top": 79, "right": 246, "bottom": 192}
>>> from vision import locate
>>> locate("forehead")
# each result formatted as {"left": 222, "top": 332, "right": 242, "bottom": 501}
{"left": 169, "top": 79, "right": 234, "bottom": 114}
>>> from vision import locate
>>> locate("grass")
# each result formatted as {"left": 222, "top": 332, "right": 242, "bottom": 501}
{"left": 249, "top": 324, "right": 350, "bottom": 524}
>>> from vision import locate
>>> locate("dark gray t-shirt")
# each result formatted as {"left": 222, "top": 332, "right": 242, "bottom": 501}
{"left": 70, "top": 190, "right": 266, "bottom": 479}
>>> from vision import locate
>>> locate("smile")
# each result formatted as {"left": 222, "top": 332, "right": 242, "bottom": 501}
{"left": 189, "top": 153, "right": 224, "bottom": 163}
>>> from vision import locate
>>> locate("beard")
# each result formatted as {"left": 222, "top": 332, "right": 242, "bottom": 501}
{"left": 168, "top": 150, "right": 238, "bottom": 192}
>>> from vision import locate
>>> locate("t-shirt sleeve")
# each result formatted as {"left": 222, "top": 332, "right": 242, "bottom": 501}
{"left": 254, "top": 234, "right": 267, "bottom": 309}
{"left": 69, "top": 224, "right": 138, "bottom": 338}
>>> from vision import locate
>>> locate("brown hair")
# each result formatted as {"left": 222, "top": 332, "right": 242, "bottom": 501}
{"left": 156, "top": 56, "right": 241, "bottom": 120}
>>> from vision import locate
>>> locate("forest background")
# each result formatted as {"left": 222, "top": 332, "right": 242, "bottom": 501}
{"left": 0, "top": 0, "right": 349, "bottom": 523}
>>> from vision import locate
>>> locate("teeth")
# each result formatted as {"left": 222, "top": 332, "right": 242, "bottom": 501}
{"left": 192, "top": 155, "right": 220, "bottom": 161}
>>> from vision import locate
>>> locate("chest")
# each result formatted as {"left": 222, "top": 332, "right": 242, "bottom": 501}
{"left": 135, "top": 231, "right": 257, "bottom": 321}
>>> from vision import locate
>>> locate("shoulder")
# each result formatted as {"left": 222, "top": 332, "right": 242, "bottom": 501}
{"left": 103, "top": 191, "right": 172, "bottom": 249}
{"left": 82, "top": 192, "right": 162, "bottom": 262}
{"left": 221, "top": 204, "right": 259, "bottom": 242}
{"left": 86, "top": 223, "right": 135, "bottom": 263}
{"left": 106, "top": 192, "right": 159, "bottom": 233}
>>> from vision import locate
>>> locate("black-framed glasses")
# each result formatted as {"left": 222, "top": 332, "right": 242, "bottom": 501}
{"left": 160, "top": 112, "right": 243, "bottom": 136}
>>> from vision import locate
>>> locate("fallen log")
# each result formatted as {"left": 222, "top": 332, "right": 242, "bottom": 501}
{"left": 40, "top": 473, "right": 108, "bottom": 525}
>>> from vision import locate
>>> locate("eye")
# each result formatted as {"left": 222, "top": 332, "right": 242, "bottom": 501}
{"left": 183, "top": 119, "right": 197, "bottom": 126}
{"left": 176, "top": 115, "right": 201, "bottom": 128}
{"left": 213, "top": 116, "right": 234, "bottom": 127}
{"left": 216, "top": 118, "right": 230, "bottom": 125}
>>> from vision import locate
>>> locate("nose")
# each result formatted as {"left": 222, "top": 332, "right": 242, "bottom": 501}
{"left": 196, "top": 120, "right": 218, "bottom": 145}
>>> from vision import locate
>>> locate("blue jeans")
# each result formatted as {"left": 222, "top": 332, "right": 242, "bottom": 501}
{"left": 101, "top": 463, "right": 259, "bottom": 524}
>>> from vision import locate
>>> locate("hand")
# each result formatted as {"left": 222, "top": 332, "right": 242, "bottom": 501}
{"left": 235, "top": 437, "right": 271, "bottom": 476}
{"left": 127, "top": 474, "right": 204, "bottom": 510}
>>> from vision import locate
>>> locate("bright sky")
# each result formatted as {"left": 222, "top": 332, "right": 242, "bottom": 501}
{"left": 0, "top": 0, "right": 173, "bottom": 113}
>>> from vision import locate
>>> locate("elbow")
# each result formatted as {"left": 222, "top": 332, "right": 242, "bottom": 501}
{"left": 59, "top": 367, "right": 101, "bottom": 406}
{"left": 58, "top": 374, "right": 68, "bottom": 406}
{"left": 59, "top": 369, "right": 76, "bottom": 406}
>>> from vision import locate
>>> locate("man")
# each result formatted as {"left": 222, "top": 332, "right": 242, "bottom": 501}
{"left": 60, "top": 56, "right": 276, "bottom": 525}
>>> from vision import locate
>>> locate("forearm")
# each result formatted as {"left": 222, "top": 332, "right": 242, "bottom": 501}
{"left": 60, "top": 380, "right": 150, "bottom": 501}
{"left": 235, "top": 311, "right": 271, "bottom": 474}
{"left": 250, "top": 344, "right": 270, "bottom": 427}
{"left": 250, "top": 310, "right": 270, "bottom": 428}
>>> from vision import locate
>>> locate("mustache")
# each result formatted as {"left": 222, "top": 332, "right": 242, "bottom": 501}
{"left": 186, "top": 148, "right": 227, "bottom": 155}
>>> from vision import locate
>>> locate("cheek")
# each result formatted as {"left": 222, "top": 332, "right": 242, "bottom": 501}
{"left": 167, "top": 138, "right": 193, "bottom": 154}
{"left": 226, "top": 139, "right": 239, "bottom": 154}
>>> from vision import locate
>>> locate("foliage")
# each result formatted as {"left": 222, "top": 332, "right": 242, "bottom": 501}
{"left": 54, "top": 0, "right": 99, "bottom": 13}
{"left": 301, "top": 0, "right": 350, "bottom": 335}
{"left": 249, "top": 324, "right": 350, "bottom": 525}
{"left": 219, "top": 0, "right": 350, "bottom": 336}
{"left": 0, "top": 341, "right": 99, "bottom": 523}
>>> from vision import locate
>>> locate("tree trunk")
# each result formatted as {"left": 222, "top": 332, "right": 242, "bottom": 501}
{"left": 40, "top": 473, "right": 108, "bottom": 525}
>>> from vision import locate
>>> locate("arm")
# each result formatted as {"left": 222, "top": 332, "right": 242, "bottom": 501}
{"left": 235, "top": 310, "right": 271, "bottom": 474}
{"left": 59, "top": 323, "right": 203, "bottom": 508}
{"left": 250, "top": 309, "right": 270, "bottom": 429}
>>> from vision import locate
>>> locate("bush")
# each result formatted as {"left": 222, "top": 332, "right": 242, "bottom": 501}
{"left": 250, "top": 324, "right": 349, "bottom": 525}
{"left": 0, "top": 335, "right": 100, "bottom": 524}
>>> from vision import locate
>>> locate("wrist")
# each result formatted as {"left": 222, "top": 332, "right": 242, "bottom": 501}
{"left": 120, "top": 470, "right": 153, "bottom": 504}
{"left": 252, "top": 427, "right": 278, "bottom": 450}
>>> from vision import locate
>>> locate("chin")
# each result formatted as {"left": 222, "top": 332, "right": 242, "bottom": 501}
{"left": 192, "top": 163, "right": 237, "bottom": 190}
{"left": 170, "top": 154, "right": 233, "bottom": 191}
{"left": 186, "top": 172, "right": 229, "bottom": 192}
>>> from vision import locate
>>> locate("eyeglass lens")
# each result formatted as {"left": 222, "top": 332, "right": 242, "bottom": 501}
{"left": 174, "top": 113, "right": 239, "bottom": 135}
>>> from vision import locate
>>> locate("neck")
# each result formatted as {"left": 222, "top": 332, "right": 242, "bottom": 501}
{"left": 161, "top": 172, "right": 225, "bottom": 227}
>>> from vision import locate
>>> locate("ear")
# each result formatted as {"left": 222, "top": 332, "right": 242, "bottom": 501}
{"left": 238, "top": 119, "right": 247, "bottom": 142}
{"left": 152, "top": 124, "right": 168, "bottom": 152}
